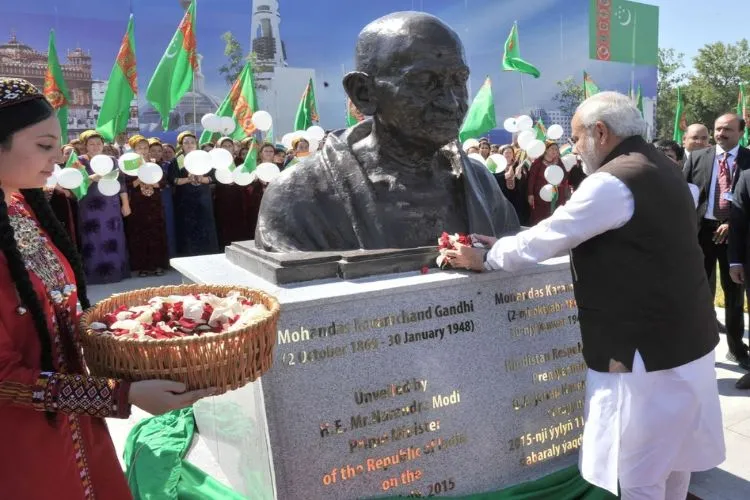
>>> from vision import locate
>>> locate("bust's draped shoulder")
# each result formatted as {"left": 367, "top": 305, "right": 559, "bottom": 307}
{"left": 254, "top": 121, "right": 520, "bottom": 252}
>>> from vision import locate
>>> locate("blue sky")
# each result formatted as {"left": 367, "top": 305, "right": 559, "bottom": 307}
{"left": 0, "top": 0, "right": 739, "bottom": 131}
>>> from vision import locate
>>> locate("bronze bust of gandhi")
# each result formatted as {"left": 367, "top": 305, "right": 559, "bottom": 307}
{"left": 255, "top": 11, "right": 519, "bottom": 252}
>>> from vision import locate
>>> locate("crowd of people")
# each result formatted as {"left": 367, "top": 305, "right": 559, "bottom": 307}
{"left": 47, "top": 130, "right": 316, "bottom": 284}
{"left": 465, "top": 138, "right": 588, "bottom": 226}
{"left": 49, "top": 123, "right": 735, "bottom": 293}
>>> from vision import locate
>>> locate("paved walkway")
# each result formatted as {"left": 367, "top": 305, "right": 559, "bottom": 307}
{"left": 97, "top": 273, "right": 750, "bottom": 498}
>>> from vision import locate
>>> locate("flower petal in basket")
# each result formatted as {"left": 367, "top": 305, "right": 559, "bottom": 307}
{"left": 79, "top": 284, "right": 280, "bottom": 395}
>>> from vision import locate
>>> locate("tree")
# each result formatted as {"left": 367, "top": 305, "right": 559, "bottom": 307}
{"left": 218, "top": 31, "right": 267, "bottom": 90}
{"left": 685, "top": 40, "right": 750, "bottom": 130}
{"left": 553, "top": 77, "right": 584, "bottom": 117}
{"left": 654, "top": 48, "right": 687, "bottom": 139}
{"left": 218, "top": 32, "right": 244, "bottom": 85}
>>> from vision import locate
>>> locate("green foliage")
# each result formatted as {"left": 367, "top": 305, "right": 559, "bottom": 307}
{"left": 654, "top": 48, "right": 687, "bottom": 139}
{"left": 656, "top": 41, "right": 750, "bottom": 140}
{"left": 218, "top": 31, "right": 266, "bottom": 90}
{"left": 553, "top": 77, "right": 585, "bottom": 118}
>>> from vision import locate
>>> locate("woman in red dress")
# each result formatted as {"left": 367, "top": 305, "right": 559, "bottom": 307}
{"left": 0, "top": 78, "right": 213, "bottom": 499}
{"left": 527, "top": 141, "right": 570, "bottom": 225}
{"left": 213, "top": 136, "right": 254, "bottom": 248}
{"left": 124, "top": 135, "right": 169, "bottom": 277}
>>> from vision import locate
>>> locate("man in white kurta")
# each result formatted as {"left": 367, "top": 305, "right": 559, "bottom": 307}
{"left": 444, "top": 92, "right": 725, "bottom": 500}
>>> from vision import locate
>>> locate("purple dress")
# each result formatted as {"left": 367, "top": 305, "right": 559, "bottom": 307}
{"left": 77, "top": 156, "right": 130, "bottom": 284}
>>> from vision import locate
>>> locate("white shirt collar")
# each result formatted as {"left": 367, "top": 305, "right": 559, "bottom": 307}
{"left": 716, "top": 144, "right": 740, "bottom": 158}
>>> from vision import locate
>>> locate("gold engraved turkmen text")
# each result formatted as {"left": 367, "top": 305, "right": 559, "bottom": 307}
{"left": 505, "top": 341, "right": 583, "bottom": 372}
{"left": 533, "top": 361, "right": 587, "bottom": 384}
{"left": 506, "top": 299, "right": 577, "bottom": 323}
{"left": 513, "top": 380, "right": 586, "bottom": 410}
{"left": 495, "top": 284, "right": 574, "bottom": 305}
{"left": 520, "top": 435, "right": 582, "bottom": 466}
{"left": 508, "top": 416, "right": 583, "bottom": 451}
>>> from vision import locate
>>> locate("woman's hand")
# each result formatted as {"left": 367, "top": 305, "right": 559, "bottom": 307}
{"left": 129, "top": 380, "right": 216, "bottom": 415}
{"left": 89, "top": 174, "right": 102, "bottom": 183}
{"left": 121, "top": 204, "right": 132, "bottom": 217}
{"left": 528, "top": 195, "right": 535, "bottom": 209}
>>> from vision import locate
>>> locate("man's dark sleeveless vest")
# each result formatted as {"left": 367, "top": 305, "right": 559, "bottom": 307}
{"left": 571, "top": 135, "right": 718, "bottom": 372}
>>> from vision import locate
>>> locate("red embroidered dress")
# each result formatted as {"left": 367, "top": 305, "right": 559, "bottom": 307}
{"left": 0, "top": 194, "right": 132, "bottom": 500}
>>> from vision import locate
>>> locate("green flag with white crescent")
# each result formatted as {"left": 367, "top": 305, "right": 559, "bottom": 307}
{"left": 96, "top": 15, "right": 137, "bottom": 142}
{"left": 502, "top": 23, "right": 540, "bottom": 78}
{"left": 737, "top": 84, "right": 749, "bottom": 147}
{"left": 294, "top": 78, "right": 319, "bottom": 131}
{"left": 242, "top": 139, "right": 258, "bottom": 173}
{"left": 199, "top": 61, "right": 259, "bottom": 145}
{"left": 459, "top": 77, "right": 496, "bottom": 142}
{"left": 65, "top": 150, "right": 91, "bottom": 200}
{"left": 44, "top": 30, "right": 70, "bottom": 143}
{"left": 145, "top": 0, "right": 198, "bottom": 130}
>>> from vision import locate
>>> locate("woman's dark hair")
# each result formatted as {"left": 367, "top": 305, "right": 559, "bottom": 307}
{"left": 257, "top": 143, "right": 276, "bottom": 161}
{"left": 654, "top": 139, "right": 685, "bottom": 162}
{"left": 0, "top": 98, "right": 90, "bottom": 423}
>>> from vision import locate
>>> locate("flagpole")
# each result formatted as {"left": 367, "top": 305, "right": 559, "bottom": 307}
{"left": 192, "top": 0, "right": 197, "bottom": 136}
{"left": 519, "top": 73, "right": 526, "bottom": 110}
{"left": 560, "top": 14, "right": 564, "bottom": 62}
{"left": 630, "top": 10, "right": 637, "bottom": 98}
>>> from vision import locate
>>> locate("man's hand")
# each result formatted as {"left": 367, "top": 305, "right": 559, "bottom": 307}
{"left": 472, "top": 234, "right": 498, "bottom": 247}
{"left": 528, "top": 195, "right": 535, "bottom": 209}
{"left": 441, "top": 244, "right": 486, "bottom": 272}
{"left": 713, "top": 223, "right": 729, "bottom": 244}
{"left": 730, "top": 265, "right": 745, "bottom": 285}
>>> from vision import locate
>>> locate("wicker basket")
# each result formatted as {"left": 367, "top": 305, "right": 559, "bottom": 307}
{"left": 79, "top": 284, "right": 280, "bottom": 394}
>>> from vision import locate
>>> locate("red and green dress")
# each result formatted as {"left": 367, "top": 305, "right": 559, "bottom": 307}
{"left": 0, "top": 193, "right": 132, "bottom": 500}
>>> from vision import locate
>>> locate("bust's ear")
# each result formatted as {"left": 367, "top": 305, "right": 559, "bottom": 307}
{"left": 343, "top": 72, "right": 377, "bottom": 117}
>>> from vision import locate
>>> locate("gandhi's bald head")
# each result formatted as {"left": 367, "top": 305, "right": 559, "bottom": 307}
{"left": 354, "top": 12, "right": 465, "bottom": 77}
{"left": 684, "top": 123, "right": 709, "bottom": 152}
{"left": 343, "top": 12, "right": 470, "bottom": 151}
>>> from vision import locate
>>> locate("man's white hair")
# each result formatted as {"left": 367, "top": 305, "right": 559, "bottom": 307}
{"left": 576, "top": 91, "right": 648, "bottom": 138}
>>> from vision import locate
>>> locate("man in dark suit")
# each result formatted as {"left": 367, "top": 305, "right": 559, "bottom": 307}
{"left": 685, "top": 113, "right": 750, "bottom": 370}
{"left": 729, "top": 168, "right": 750, "bottom": 387}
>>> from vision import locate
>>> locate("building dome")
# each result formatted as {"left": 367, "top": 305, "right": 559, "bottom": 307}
{"left": 0, "top": 33, "right": 34, "bottom": 52}
{"left": 0, "top": 33, "right": 42, "bottom": 62}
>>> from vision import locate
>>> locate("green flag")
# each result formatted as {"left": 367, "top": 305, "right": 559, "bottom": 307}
{"left": 44, "top": 30, "right": 70, "bottom": 143}
{"left": 64, "top": 150, "right": 91, "bottom": 200}
{"left": 346, "top": 96, "right": 364, "bottom": 127}
{"left": 589, "top": 0, "right": 659, "bottom": 66}
{"left": 737, "top": 84, "right": 749, "bottom": 147}
{"left": 199, "top": 62, "right": 258, "bottom": 145}
{"left": 242, "top": 139, "right": 258, "bottom": 173}
{"left": 534, "top": 118, "right": 547, "bottom": 141}
{"left": 146, "top": 0, "right": 197, "bottom": 130}
{"left": 502, "top": 23, "right": 540, "bottom": 78}
{"left": 636, "top": 84, "right": 643, "bottom": 116}
{"left": 96, "top": 15, "right": 137, "bottom": 142}
{"left": 673, "top": 87, "right": 686, "bottom": 144}
{"left": 459, "top": 77, "right": 496, "bottom": 142}
{"left": 583, "top": 71, "right": 600, "bottom": 99}
{"left": 294, "top": 78, "right": 319, "bottom": 131}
